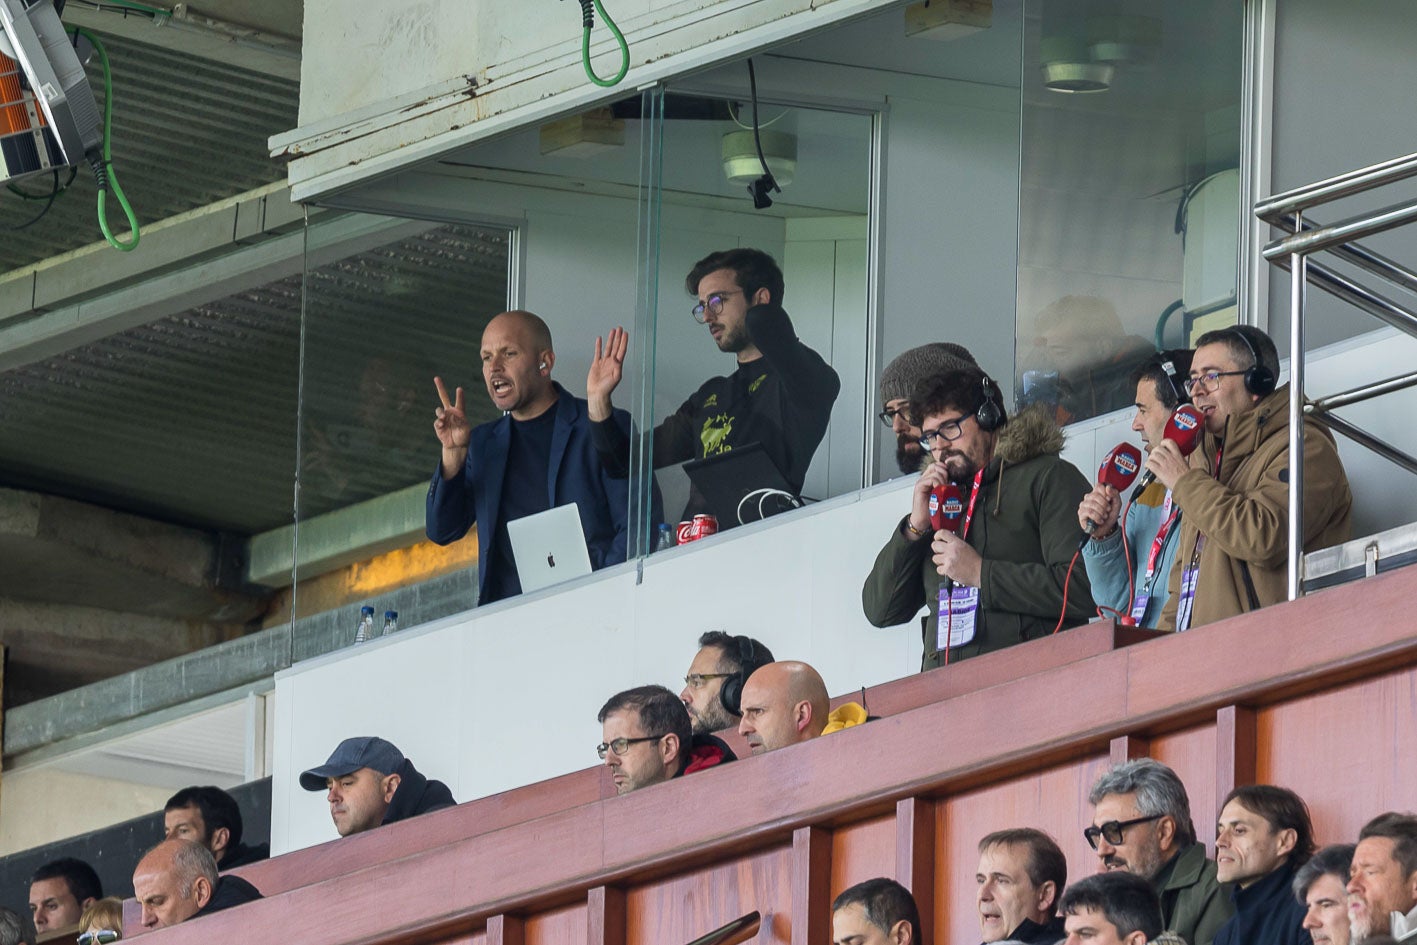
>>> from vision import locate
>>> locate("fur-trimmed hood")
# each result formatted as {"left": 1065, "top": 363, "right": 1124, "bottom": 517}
{"left": 994, "top": 402, "right": 1066, "bottom": 466}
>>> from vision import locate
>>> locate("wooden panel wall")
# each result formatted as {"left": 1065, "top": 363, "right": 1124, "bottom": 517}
{"left": 125, "top": 566, "right": 1417, "bottom": 945}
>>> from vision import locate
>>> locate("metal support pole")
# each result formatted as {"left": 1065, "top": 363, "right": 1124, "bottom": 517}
{"left": 1287, "top": 220, "right": 1306, "bottom": 601}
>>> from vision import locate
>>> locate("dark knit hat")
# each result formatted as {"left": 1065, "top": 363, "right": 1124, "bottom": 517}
{"left": 879, "top": 343, "right": 979, "bottom": 403}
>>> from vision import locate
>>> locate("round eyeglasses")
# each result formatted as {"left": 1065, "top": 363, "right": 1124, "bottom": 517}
{"left": 691, "top": 290, "right": 744, "bottom": 323}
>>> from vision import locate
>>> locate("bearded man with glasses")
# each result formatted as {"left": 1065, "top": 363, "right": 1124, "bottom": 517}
{"left": 1140, "top": 325, "right": 1351, "bottom": 632}
{"left": 1087, "top": 759, "right": 1233, "bottom": 945}
{"left": 863, "top": 366, "right": 1093, "bottom": 671}
{"left": 586, "top": 248, "right": 840, "bottom": 523}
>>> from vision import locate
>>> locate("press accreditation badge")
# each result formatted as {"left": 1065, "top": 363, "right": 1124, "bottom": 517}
{"left": 936, "top": 584, "right": 979, "bottom": 650}
{"left": 1129, "top": 592, "right": 1150, "bottom": 624}
{"left": 1175, "top": 567, "right": 1200, "bottom": 632}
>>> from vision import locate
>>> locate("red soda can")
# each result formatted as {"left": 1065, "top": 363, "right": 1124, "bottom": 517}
{"left": 676, "top": 521, "right": 695, "bottom": 544}
{"left": 689, "top": 513, "right": 719, "bottom": 540}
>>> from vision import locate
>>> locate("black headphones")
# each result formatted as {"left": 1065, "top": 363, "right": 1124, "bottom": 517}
{"left": 1226, "top": 327, "right": 1277, "bottom": 398}
{"left": 719, "top": 636, "right": 772, "bottom": 718}
{"left": 975, "top": 376, "right": 1005, "bottom": 432}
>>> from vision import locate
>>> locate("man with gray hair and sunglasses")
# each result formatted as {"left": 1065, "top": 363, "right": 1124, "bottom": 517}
{"left": 1086, "top": 759, "right": 1233, "bottom": 945}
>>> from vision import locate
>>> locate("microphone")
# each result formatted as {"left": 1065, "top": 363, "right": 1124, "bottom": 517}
{"left": 1084, "top": 443, "right": 1142, "bottom": 534}
{"left": 1135, "top": 404, "right": 1204, "bottom": 493}
{"left": 929, "top": 482, "right": 964, "bottom": 534}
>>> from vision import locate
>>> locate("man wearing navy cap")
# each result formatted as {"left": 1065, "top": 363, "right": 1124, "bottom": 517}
{"left": 300, "top": 736, "right": 455, "bottom": 837}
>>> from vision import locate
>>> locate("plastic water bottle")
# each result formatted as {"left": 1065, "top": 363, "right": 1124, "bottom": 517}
{"left": 655, "top": 523, "right": 674, "bottom": 551}
{"left": 353, "top": 605, "right": 375, "bottom": 645}
{"left": 381, "top": 610, "right": 399, "bottom": 637}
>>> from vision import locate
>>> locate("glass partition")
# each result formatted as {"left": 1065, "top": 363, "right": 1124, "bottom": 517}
{"left": 1015, "top": 0, "right": 1244, "bottom": 423}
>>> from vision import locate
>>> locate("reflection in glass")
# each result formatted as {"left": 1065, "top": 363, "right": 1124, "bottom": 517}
{"left": 1017, "top": 0, "right": 1243, "bottom": 425}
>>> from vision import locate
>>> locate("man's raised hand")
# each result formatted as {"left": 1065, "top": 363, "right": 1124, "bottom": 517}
{"left": 587, "top": 327, "right": 629, "bottom": 421}
{"left": 433, "top": 376, "right": 471, "bottom": 452}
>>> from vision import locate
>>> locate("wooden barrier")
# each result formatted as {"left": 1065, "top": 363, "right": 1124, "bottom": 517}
{"left": 127, "top": 564, "right": 1417, "bottom": 945}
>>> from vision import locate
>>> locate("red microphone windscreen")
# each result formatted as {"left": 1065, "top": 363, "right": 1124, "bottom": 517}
{"left": 929, "top": 483, "right": 965, "bottom": 533}
{"left": 1162, "top": 404, "right": 1204, "bottom": 456}
{"left": 1097, "top": 443, "right": 1142, "bottom": 492}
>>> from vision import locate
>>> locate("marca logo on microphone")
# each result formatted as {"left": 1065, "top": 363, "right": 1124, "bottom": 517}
{"left": 1172, "top": 410, "right": 1200, "bottom": 432}
{"left": 1113, "top": 451, "right": 1139, "bottom": 476}
{"left": 942, "top": 495, "right": 964, "bottom": 518}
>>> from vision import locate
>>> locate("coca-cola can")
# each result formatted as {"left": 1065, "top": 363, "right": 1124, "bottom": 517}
{"left": 689, "top": 513, "right": 719, "bottom": 540}
{"left": 676, "top": 520, "right": 695, "bottom": 544}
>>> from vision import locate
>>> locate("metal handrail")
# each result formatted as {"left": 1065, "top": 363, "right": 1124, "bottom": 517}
{"left": 1256, "top": 150, "right": 1417, "bottom": 221}
{"left": 1257, "top": 154, "right": 1417, "bottom": 600}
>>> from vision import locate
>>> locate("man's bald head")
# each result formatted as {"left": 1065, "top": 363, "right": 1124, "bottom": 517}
{"left": 487, "top": 310, "right": 553, "bottom": 353}
{"left": 736, "top": 660, "right": 831, "bottom": 755}
{"left": 480, "top": 310, "right": 557, "bottom": 419}
{"left": 133, "top": 838, "right": 218, "bottom": 930}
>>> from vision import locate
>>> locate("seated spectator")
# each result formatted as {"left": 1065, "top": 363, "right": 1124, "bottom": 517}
{"left": 832, "top": 877, "right": 924, "bottom": 945}
{"left": 680, "top": 631, "right": 776, "bottom": 762}
{"left": 299, "top": 736, "right": 454, "bottom": 837}
{"left": 77, "top": 897, "right": 124, "bottom": 944}
{"left": 879, "top": 343, "right": 979, "bottom": 475}
{"left": 28, "top": 857, "right": 101, "bottom": 937}
{"left": 1293, "top": 843, "right": 1355, "bottom": 945}
{"left": 598, "top": 684, "right": 726, "bottom": 795}
{"left": 132, "top": 839, "right": 262, "bottom": 929}
{"left": 1146, "top": 326, "right": 1351, "bottom": 630}
{"left": 1213, "top": 785, "right": 1315, "bottom": 945}
{"left": 1060, "top": 870, "right": 1187, "bottom": 945}
{"left": 1087, "top": 759, "right": 1232, "bottom": 945}
{"left": 862, "top": 367, "right": 1093, "bottom": 670}
{"left": 164, "top": 785, "right": 269, "bottom": 870}
{"left": 976, "top": 828, "right": 1067, "bottom": 943}
{"left": 737, "top": 661, "right": 863, "bottom": 755}
{"left": 1078, "top": 349, "right": 1193, "bottom": 627}
{"left": 0, "top": 907, "right": 30, "bottom": 945}
{"left": 1347, "top": 812, "right": 1417, "bottom": 943}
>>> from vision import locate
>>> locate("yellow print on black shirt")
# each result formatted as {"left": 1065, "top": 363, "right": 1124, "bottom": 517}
{"left": 701, "top": 413, "right": 733, "bottom": 456}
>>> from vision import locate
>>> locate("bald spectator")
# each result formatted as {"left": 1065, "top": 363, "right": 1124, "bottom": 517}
{"left": 0, "top": 908, "right": 30, "bottom": 945}
{"left": 878, "top": 343, "right": 979, "bottom": 475}
{"left": 164, "top": 785, "right": 268, "bottom": 869}
{"left": 736, "top": 661, "right": 831, "bottom": 754}
{"left": 132, "top": 839, "right": 262, "bottom": 930}
{"left": 28, "top": 857, "right": 100, "bottom": 937}
{"left": 1347, "top": 813, "right": 1417, "bottom": 944}
{"left": 300, "top": 736, "right": 454, "bottom": 837}
{"left": 1293, "top": 844, "right": 1354, "bottom": 945}
{"left": 426, "top": 309, "right": 643, "bottom": 604}
{"left": 832, "top": 877, "right": 924, "bottom": 945}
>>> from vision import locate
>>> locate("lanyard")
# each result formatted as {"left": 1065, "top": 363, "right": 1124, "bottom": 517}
{"left": 1142, "top": 491, "right": 1179, "bottom": 587}
{"left": 958, "top": 468, "right": 986, "bottom": 541}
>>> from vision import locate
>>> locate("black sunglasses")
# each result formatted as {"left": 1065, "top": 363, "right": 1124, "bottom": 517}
{"left": 1084, "top": 813, "right": 1164, "bottom": 850}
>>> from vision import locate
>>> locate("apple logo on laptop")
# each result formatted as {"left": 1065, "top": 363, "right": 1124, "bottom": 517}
{"left": 547, "top": 554, "right": 556, "bottom": 568}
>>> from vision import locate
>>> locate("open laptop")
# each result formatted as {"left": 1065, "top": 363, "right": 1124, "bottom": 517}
{"left": 507, "top": 503, "right": 594, "bottom": 593}
{"left": 682, "top": 442, "right": 799, "bottom": 527}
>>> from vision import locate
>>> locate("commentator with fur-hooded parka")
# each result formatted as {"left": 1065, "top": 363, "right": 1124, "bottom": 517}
{"left": 862, "top": 403, "right": 1094, "bottom": 671}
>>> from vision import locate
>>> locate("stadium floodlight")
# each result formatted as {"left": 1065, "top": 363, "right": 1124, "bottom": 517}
{"left": 0, "top": 0, "right": 102, "bottom": 185}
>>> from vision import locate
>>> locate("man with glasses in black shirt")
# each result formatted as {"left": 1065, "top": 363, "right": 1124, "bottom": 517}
{"left": 597, "top": 684, "right": 727, "bottom": 795}
{"left": 1087, "top": 759, "right": 1233, "bottom": 945}
{"left": 586, "top": 248, "right": 840, "bottom": 522}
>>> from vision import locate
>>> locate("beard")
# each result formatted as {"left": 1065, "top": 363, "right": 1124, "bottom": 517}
{"left": 938, "top": 449, "right": 980, "bottom": 485}
{"left": 691, "top": 699, "right": 735, "bottom": 735}
{"left": 1350, "top": 914, "right": 1373, "bottom": 943}
{"left": 895, "top": 436, "right": 924, "bottom": 475}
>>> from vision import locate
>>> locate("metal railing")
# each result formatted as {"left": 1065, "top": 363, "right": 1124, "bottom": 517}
{"left": 1256, "top": 150, "right": 1417, "bottom": 599}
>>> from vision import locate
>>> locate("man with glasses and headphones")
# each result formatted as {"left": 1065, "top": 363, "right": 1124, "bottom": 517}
{"left": 586, "top": 248, "right": 840, "bottom": 521}
{"left": 680, "top": 631, "right": 775, "bottom": 761}
{"left": 1078, "top": 349, "right": 1194, "bottom": 629}
{"left": 863, "top": 366, "right": 1094, "bottom": 670}
{"left": 1141, "top": 326, "right": 1351, "bottom": 632}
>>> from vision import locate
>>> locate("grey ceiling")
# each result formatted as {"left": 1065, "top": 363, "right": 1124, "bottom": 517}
{"left": 0, "top": 28, "right": 297, "bottom": 270}
{"left": 0, "top": 223, "right": 511, "bottom": 534}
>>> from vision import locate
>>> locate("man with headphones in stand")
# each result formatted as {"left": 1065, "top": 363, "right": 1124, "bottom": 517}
{"left": 1143, "top": 326, "right": 1351, "bottom": 631}
{"left": 680, "top": 631, "right": 775, "bottom": 763}
{"left": 426, "top": 310, "right": 640, "bottom": 605}
{"left": 863, "top": 366, "right": 1095, "bottom": 671}
{"left": 1077, "top": 349, "right": 1195, "bottom": 629}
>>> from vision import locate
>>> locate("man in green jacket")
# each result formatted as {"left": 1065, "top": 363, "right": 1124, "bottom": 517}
{"left": 1087, "top": 759, "right": 1234, "bottom": 945}
{"left": 861, "top": 367, "right": 1093, "bottom": 671}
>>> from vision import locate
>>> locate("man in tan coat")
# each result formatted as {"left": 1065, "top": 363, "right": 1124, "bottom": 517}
{"left": 1145, "top": 326, "right": 1351, "bottom": 631}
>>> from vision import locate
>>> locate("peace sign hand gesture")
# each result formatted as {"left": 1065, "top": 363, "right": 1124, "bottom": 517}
{"left": 434, "top": 376, "right": 471, "bottom": 479}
